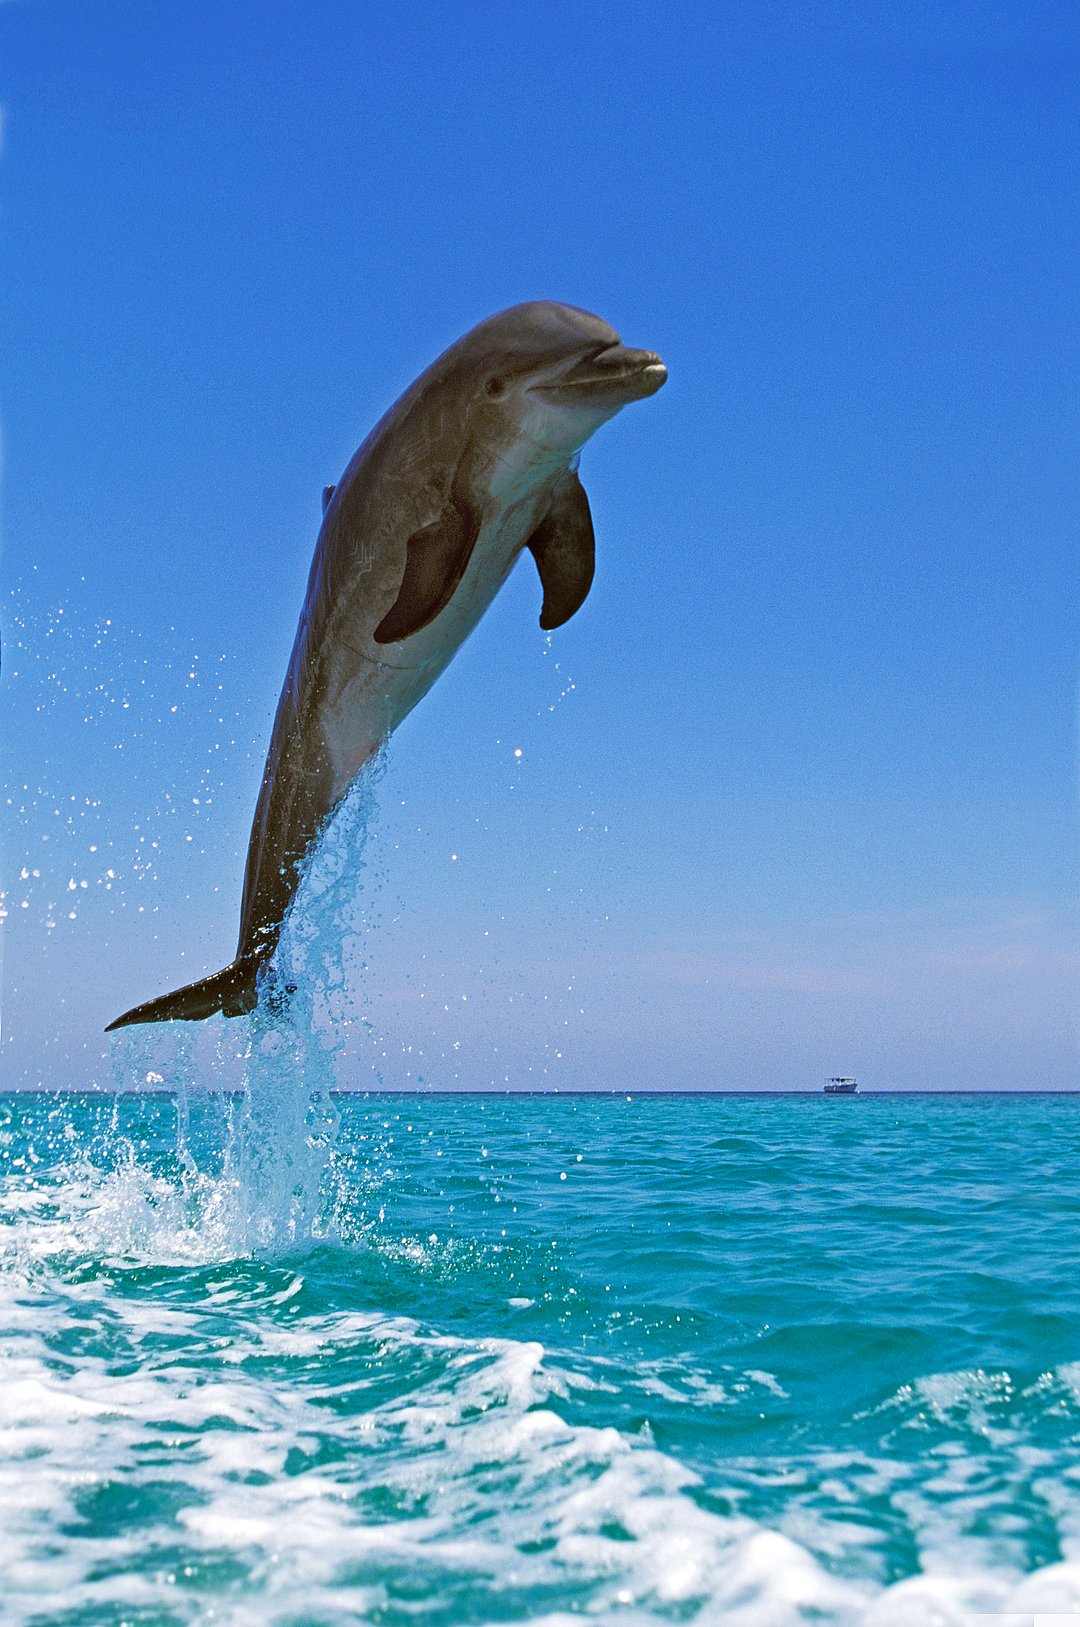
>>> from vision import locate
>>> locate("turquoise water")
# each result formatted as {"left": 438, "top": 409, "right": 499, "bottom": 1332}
{"left": 1, "top": 1087, "right": 1079, "bottom": 1625}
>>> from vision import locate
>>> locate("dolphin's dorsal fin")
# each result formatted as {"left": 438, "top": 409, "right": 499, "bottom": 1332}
{"left": 526, "top": 471, "right": 595, "bottom": 630}
{"left": 322, "top": 485, "right": 336, "bottom": 513}
{"left": 373, "top": 496, "right": 480, "bottom": 644}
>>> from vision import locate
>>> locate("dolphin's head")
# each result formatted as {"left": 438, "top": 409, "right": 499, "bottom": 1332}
{"left": 454, "top": 301, "right": 667, "bottom": 462}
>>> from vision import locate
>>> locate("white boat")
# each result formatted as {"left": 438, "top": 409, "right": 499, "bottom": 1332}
{"left": 823, "top": 1076, "right": 858, "bottom": 1094}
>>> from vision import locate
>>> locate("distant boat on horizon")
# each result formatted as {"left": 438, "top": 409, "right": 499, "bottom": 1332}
{"left": 824, "top": 1076, "right": 859, "bottom": 1095}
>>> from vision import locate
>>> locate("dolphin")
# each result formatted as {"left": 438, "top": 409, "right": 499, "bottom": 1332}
{"left": 106, "top": 301, "right": 666, "bottom": 1031}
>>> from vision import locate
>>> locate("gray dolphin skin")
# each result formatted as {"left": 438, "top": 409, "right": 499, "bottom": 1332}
{"left": 106, "top": 302, "right": 666, "bottom": 1031}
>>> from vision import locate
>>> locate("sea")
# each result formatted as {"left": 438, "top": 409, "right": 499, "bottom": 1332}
{"left": 1, "top": 1084, "right": 1078, "bottom": 1626}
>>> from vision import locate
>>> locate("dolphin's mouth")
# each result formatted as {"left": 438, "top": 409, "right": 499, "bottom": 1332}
{"left": 531, "top": 342, "right": 667, "bottom": 404}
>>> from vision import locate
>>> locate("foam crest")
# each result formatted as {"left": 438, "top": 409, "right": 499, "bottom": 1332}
{"left": 4, "top": 1091, "right": 1080, "bottom": 1622}
{"left": 0, "top": 1151, "right": 245, "bottom": 1268}
{"left": 0, "top": 1262, "right": 865, "bottom": 1626}
{"left": 4, "top": 1171, "right": 1080, "bottom": 1625}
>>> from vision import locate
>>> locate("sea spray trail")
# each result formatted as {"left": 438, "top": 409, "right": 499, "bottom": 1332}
{"left": 106, "top": 757, "right": 386, "bottom": 1252}
{"left": 2, "top": 1092, "right": 1080, "bottom": 1624}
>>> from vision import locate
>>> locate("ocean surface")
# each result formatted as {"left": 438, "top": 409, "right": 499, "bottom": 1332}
{"left": 1, "top": 1086, "right": 1079, "bottom": 1626}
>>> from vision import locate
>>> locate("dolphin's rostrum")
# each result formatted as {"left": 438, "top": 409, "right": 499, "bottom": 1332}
{"left": 107, "top": 302, "right": 666, "bottom": 1030}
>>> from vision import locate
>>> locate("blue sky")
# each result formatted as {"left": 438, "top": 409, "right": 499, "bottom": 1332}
{"left": 1, "top": 0, "right": 1076, "bottom": 1090}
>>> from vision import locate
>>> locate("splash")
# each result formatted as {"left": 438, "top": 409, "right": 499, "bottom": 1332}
{"left": 102, "top": 756, "right": 389, "bottom": 1257}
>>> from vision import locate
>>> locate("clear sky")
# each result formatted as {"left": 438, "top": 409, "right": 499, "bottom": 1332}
{"left": 1, "top": 0, "right": 1076, "bottom": 1091}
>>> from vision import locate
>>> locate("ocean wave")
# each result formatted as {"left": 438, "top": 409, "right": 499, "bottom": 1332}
{"left": 0, "top": 1205, "right": 1075, "bottom": 1620}
{"left": 2, "top": 1092, "right": 1080, "bottom": 1623}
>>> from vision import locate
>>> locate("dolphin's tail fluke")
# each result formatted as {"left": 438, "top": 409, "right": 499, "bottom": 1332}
{"left": 105, "top": 955, "right": 262, "bottom": 1032}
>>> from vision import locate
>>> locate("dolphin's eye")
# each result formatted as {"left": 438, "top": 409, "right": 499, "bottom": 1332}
{"left": 485, "top": 376, "right": 506, "bottom": 398}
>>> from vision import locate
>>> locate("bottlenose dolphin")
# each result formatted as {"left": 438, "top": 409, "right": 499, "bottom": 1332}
{"left": 107, "top": 302, "right": 666, "bottom": 1030}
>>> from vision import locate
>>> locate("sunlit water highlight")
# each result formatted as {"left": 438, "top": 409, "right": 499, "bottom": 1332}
{"left": 2, "top": 1087, "right": 1079, "bottom": 1626}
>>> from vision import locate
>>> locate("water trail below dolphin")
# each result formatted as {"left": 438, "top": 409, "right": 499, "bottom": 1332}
{"left": 105, "top": 754, "right": 387, "bottom": 1252}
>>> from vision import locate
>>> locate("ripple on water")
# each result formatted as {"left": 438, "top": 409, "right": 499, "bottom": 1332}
{"left": 1, "top": 1090, "right": 1079, "bottom": 1623}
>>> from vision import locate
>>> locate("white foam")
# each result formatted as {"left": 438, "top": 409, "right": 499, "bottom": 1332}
{"left": 0, "top": 1241, "right": 857, "bottom": 1625}
{"left": 3, "top": 1154, "right": 1080, "bottom": 1624}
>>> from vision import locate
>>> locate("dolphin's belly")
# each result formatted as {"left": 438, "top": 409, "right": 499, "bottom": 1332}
{"left": 319, "top": 498, "right": 539, "bottom": 797}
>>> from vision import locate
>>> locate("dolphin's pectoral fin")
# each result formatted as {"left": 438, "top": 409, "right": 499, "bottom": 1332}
{"left": 322, "top": 484, "right": 336, "bottom": 513}
{"left": 526, "top": 471, "right": 595, "bottom": 631}
{"left": 373, "top": 498, "right": 480, "bottom": 644}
